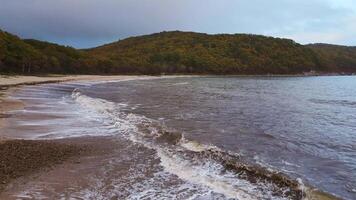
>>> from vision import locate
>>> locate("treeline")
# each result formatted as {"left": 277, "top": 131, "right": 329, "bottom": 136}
{"left": 0, "top": 30, "right": 105, "bottom": 74}
{"left": 1, "top": 29, "right": 356, "bottom": 75}
{"left": 307, "top": 44, "right": 356, "bottom": 73}
{"left": 88, "top": 31, "right": 322, "bottom": 74}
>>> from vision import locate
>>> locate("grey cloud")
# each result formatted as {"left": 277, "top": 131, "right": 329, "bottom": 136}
{"left": 0, "top": 0, "right": 355, "bottom": 48}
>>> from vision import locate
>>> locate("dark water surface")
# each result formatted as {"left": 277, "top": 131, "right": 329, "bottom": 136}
{"left": 3, "top": 76, "right": 356, "bottom": 199}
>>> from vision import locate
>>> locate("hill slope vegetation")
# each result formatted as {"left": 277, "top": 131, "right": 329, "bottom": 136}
{"left": 1, "top": 29, "right": 355, "bottom": 75}
{"left": 307, "top": 44, "right": 356, "bottom": 73}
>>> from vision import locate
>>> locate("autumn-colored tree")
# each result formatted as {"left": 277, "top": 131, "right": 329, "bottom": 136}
{"left": 1, "top": 29, "right": 355, "bottom": 74}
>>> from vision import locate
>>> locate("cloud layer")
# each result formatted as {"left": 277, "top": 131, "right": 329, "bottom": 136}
{"left": 0, "top": 0, "right": 355, "bottom": 48}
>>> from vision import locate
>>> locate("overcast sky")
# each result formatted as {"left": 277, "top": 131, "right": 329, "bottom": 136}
{"left": 0, "top": 0, "right": 355, "bottom": 48}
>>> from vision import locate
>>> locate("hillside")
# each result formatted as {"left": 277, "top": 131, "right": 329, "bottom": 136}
{"left": 23, "top": 39, "right": 85, "bottom": 73}
{"left": 0, "top": 30, "right": 91, "bottom": 74}
{"left": 0, "top": 30, "right": 44, "bottom": 73}
{"left": 1, "top": 29, "right": 356, "bottom": 75}
{"left": 307, "top": 44, "right": 356, "bottom": 73}
{"left": 88, "top": 31, "right": 321, "bottom": 74}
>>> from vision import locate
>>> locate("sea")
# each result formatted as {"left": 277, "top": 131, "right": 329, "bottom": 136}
{"left": 3, "top": 76, "right": 356, "bottom": 199}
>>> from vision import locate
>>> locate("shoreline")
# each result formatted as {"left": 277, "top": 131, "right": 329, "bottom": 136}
{"left": 0, "top": 75, "right": 344, "bottom": 199}
{"left": 0, "top": 75, "right": 150, "bottom": 193}
{"left": 0, "top": 75, "right": 156, "bottom": 130}
{"left": 0, "top": 75, "right": 150, "bottom": 88}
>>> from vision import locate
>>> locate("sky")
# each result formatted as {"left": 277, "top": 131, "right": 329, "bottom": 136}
{"left": 0, "top": 0, "right": 355, "bottom": 48}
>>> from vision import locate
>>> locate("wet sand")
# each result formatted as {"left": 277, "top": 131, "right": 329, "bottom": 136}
{"left": 0, "top": 99, "right": 23, "bottom": 136}
{"left": 0, "top": 75, "right": 148, "bottom": 132}
{"left": 0, "top": 137, "right": 116, "bottom": 199}
{"left": 0, "top": 75, "right": 143, "bottom": 88}
{"left": 0, "top": 75, "right": 144, "bottom": 195}
{"left": 0, "top": 139, "right": 87, "bottom": 192}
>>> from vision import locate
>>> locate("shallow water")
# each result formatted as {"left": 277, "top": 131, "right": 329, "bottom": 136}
{"left": 2, "top": 76, "right": 356, "bottom": 199}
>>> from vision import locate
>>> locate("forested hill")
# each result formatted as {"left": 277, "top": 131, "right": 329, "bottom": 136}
{"left": 307, "top": 44, "right": 356, "bottom": 73}
{"left": 88, "top": 31, "right": 321, "bottom": 74}
{"left": 1, "top": 29, "right": 356, "bottom": 74}
{"left": 0, "top": 30, "right": 44, "bottom": 73}
{"left": 0, "top": 30, "right": 88, "bottom": 74}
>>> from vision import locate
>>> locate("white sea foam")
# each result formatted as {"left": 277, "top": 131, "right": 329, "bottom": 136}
{"left": 157, "top": 149, "right": 254, "bottom": 200}
{"left": 6, "top": 86, "right": 302, "bottom": 199}
{"left": 179, "top": 135, "right": 220, "bottom": 152}
{"left": 172, "top": 82, "right": 190, "bottom": 86}
{"left": 70, "top": 90, "right": 297, "bottom": 200}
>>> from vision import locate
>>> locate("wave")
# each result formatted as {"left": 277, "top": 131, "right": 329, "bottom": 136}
{"left": 71, "top": 89, "right": 308, "bottom": 199}
{"left": 171, "top": 82, "right": 190, "bottom": 86}
{"left": 310, "top": 98, "right": 356, "bottom": 108}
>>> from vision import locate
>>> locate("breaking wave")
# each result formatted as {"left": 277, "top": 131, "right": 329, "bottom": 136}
{"left": 71, "top": 89, "right": 307, "bottom": 199}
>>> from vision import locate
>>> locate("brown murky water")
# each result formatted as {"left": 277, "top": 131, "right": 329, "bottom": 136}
{"left": 1, "top": 76, "right": 355, "bottom": 199}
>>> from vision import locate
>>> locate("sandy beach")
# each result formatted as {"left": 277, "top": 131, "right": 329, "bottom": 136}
{"left": 0, "top": 75, "right": 144, "bottom": 132}
{"left": 0, "top": 75, "right": 146, "bottom": 194}
{"left": 0, "top": 75, "right": 148, "bottom": 88}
